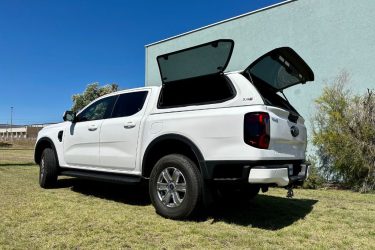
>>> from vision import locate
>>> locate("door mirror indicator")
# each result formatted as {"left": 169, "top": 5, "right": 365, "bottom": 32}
{"left": 63, "top": 111, "right": 76, "bottom": 122}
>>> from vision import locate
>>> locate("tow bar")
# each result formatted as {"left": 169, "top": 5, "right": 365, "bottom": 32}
{"left": 286, "top": 185, "right": 294, "bottom": 198}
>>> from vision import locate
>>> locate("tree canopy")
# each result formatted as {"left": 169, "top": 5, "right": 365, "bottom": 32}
{"left": 71, "top": 83, "right": 118, "bottom": 113}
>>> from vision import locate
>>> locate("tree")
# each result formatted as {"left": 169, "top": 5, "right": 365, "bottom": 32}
{"left": 312, "top": 71, "right": 375, "bottom": 192}
{"left": 71, "top": 83, "right": 118, "bottom": 113}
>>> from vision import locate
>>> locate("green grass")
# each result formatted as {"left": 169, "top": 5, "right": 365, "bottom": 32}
{"left": 0, "top": 142, "right": 35, "bottom": 165}
{"left": 0, "top": 149, "right": 34, "bottom": 165}
{"left": 0, "top": 148, "right": 374, "bottom": 249}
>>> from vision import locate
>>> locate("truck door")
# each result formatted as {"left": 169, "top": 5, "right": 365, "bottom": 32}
{"left": 99, "top": 90, "right": 149, "bottom": 171}
{"left": 64, "top": 95, "right": 117, "bottom": 167}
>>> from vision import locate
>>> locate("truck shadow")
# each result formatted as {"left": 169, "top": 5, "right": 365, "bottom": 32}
{"left": 56, "top": 178, "right": 317, "bottom": 230}
{"left": 205, "top": 194, "right": 318, "bottom": 230}
{"left": 56, "top": 178, "right": 151, "bottom": 206}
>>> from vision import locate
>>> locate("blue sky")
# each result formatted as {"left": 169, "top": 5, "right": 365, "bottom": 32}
{"left": 0, "top": 0, "right": 282, "bottom": 124}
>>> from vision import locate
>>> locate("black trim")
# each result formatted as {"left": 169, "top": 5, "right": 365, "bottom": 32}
{"left": 34, "top": 137, "right": 59, "bottom": 165}
{"left": 205, "top": 159, "right": 306, "bottom": 182}
{"left": 58, "top": 131, "right": 63, "bottom": 142}
{"left": 142, "top": 134, "right": 207, "bottom": 177}
{"left": 60, "top": 168, "right": 142, "bottom": 185}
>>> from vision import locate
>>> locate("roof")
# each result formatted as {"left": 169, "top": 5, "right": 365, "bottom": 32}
{"left": 145, "top": 0, "right": 294, "bottom": 47}
{"left": 0, "top": 124, "right": 26, "bottom": 129}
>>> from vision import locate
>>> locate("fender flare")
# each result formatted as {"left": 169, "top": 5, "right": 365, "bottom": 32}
{"left": 34, "top": 137, "right": 59, "bottom": 165}
{"left": 142, "top": 134, "right": 208, "bottom": 178}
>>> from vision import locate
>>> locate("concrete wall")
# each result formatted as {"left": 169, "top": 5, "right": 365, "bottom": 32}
{"left": 145, "top": 0, "right": 375, "bottom": 146}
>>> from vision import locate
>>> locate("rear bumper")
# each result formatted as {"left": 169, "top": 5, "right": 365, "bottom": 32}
{"left": 203, "top": 160, "right": 310, "bottom": 186}
{"left": 248, "top": 163, "right": 310, "bottom": 186}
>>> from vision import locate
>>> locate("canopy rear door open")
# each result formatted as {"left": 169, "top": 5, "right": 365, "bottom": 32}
{"left": 245, "top": 47, "right": 314, "bottom": 91}
{"left": 157, "top": 39, "right": 234, "bottom": 83}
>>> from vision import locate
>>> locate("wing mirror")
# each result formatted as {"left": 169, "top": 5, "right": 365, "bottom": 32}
{"left": 63, "top": 111, "right": 76, "bottom": 122}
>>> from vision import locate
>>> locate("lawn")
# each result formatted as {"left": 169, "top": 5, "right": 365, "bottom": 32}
{"left": 0, "top": 149, "right": 374, "bottom": 249}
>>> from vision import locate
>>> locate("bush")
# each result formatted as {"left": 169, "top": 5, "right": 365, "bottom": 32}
{"left": 303, "top": 157, "right": 325, "bottom": 189}
{"left": 312, "top": 72, "right": 375, "bottom": 192}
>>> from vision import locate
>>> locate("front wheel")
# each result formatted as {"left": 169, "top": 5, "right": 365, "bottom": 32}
{"left": 39, "top": 148, "right": 58, "bottom": 188}
{"left": 149, "top": 154, "right": 203, "bottom": 219}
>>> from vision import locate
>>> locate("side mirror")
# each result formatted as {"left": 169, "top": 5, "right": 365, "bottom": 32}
{"left": 63, "top": 111, "right": 76, "bottom": 122}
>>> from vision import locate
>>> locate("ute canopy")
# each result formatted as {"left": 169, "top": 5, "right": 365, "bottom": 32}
{"left": 157, "top": 39, "right": 234, "bottom": 83}
{"left": 244, "top": 47, "right": 314, "bottom": 91}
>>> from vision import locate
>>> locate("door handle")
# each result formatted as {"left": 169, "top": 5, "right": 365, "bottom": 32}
{"left": 88, "top": 124, "right": 98, "bottom": 131}
{"left": 124, "top": 121, "right": 136, "bottom": 129}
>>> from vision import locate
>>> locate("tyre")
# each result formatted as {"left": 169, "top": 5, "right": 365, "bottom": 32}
{"left": 39, "top": 148, "right": 58, "bottom": 188}
{"left": 149, "top": 154, "right": 203, "bottom": 219}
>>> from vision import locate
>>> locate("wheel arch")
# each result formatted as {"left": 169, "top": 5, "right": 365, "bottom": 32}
{"left": 142, "top": 134, "right": 207, "bottom": 178}
{"left": 34, "top": 137, "right": 59, "bottom": 165}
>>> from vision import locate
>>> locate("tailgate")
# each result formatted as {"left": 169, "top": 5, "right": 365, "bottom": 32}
{"left": 266, "top": 106, "right": 307, "bottom": 158}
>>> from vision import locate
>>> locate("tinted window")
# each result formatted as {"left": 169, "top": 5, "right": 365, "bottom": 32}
{"left": 158, "top": 74, "right": 235, "bottom": 108}
{"left": 112, "top": 91, "right": 148, "bottom": 118}
{"left": 77, "top": 95, "right": 117, "bottom": 122}
{"left": 248, "top": 55, "right": 303, "bottom": 90}
{"left": 157, "top": 40, "right": 234, "bottom": 83}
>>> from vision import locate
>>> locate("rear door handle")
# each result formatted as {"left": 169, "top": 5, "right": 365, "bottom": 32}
{"left": 124, "top": 121, "right": 136, "bottom": 129}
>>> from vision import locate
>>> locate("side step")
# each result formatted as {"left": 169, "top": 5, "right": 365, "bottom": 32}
{"left": 60, "top": 169, "right": 142, "bottom": 185}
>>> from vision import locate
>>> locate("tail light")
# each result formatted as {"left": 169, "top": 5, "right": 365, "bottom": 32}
{"left": 244, "top": 112, "right": 270, "bottom": 149}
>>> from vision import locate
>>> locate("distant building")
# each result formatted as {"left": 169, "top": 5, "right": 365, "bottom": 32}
{"left": 0, "top": 124, "right": 51, "bottom": 140}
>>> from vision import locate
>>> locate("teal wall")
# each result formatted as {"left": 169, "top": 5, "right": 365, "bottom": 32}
{"left": 145, "top": 0, "right": 375, "bottom": 147}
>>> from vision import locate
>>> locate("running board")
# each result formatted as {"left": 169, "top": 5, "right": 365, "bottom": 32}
{"left": 60, "top": 169, "right": 142, "bottom": 185}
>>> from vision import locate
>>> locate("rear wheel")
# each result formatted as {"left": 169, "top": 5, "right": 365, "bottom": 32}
{"left": 39, "top": 148, "right": 58, "bottom": 188}
{"left": 149, "top": 154, "right": 203, "bottom": 219}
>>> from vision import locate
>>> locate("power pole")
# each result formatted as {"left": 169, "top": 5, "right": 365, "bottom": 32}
{"left": 10, "top": 107, "right": 13, "bottom": 142}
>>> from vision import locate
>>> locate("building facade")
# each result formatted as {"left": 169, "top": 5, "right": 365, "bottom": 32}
{"left": 144, "top": 0, "right": 375, "bottom": 142}
{"left": 0, "top": 124, "right": 47, "bottom": 140}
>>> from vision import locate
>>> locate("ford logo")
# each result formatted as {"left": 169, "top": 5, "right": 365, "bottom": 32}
{"left": 291, "top": 126, "right": 299, "bottom": 137}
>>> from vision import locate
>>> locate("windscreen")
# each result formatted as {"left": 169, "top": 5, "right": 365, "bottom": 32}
{"left": 157, "top": 40, "right": 234, "bottom": 83}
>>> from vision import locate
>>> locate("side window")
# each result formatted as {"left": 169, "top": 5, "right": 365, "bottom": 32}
{"left": 112, "top": 91, "right": 148, "bottom": 118}
{"left": 77, "top": 95, "right": 117, "bottom": 122}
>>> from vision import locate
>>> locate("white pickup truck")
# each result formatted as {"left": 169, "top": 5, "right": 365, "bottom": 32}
{"left": 34, "top": 40, "right": 313, "bottom": 219}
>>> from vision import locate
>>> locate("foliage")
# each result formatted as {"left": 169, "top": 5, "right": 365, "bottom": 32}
{"left": 312, "top": 72, "right": 375, "bottom": 192}
{"left": 71, "top": 83, "right": 118, "bottom": 113}
{"left": 303, "top": 156, "right": 325, "bottom": 189}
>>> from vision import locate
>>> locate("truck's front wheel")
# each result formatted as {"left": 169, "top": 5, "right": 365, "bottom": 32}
{"left": 39, "top": 148, "right": 58, "bottom": 188}
{"left": 149, "top": 154, "right": 202, "bottom": 219}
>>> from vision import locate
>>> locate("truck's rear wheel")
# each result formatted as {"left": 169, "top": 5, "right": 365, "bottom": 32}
{"left": 149, "top": 154, "right": 202, "bottom": 219}
{"left": 39, "top": 148, "right": 58, "bottom": 188}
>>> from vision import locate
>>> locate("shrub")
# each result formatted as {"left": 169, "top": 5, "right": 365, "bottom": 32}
{"left": 312, "top": 72, "right": 375, "bottom": 192}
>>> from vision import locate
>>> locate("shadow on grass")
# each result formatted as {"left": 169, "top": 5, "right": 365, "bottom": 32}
{"left": 55, "top": 178, "right": 317, "bottom": 230}
{"left": 205, "top": 194, "right": 318, "bottom": 230}
{"left": 0, "top": 163, "right": 35, "bottom": 166}
{"left": 56, "top": 178, "right": 151, "bottom": 206}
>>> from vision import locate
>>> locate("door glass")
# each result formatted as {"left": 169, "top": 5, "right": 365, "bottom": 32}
{"left": 77, "top": 95, "right": 117, "bottom": 122}
{"left": 112, "top": 91, "right": 148, "bottom": 118}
